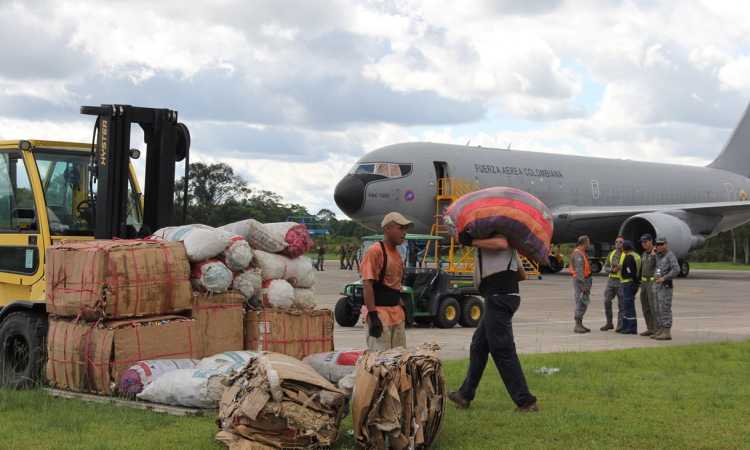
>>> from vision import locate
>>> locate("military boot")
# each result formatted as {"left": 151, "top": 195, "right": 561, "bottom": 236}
{"left": 600, "top": 322, "right": 614, "bottom": 331}
{"left": 581, "top": 321, "right": 591, "bottom": 332}
{"left": 650, "top": 327, "right": 662, "bottom": 339}
{"left": 655, "top": 327, "right": 672, "bottom": 340}
{"left": 640, "top": 329, "right": 655, "bottom": 336}
{"left": 574, "top": 319, "right": 586, "bottom": 334}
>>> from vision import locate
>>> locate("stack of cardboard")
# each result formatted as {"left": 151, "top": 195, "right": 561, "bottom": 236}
{"left": 45, "top": 239, "right": 199, "bottom": 394}
{"left": 215, "top": 352, "right": 345, "bottom": 449}
{"left": 352, "top": 344, "right": 446, "bottom": 450}
{"left": 243, "top": 308, "right": 334, "bottom": 360}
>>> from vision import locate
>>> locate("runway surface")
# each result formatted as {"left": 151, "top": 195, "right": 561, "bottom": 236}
{"left": 312, "top": 265, "right": 750, "bottom": 360}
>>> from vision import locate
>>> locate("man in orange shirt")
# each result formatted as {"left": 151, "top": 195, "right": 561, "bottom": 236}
{"left": 359, "top": 212, "right": 414, "bottom": 350}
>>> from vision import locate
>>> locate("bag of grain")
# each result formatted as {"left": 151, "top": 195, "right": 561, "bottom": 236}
{"left": 231, "top": 267, "right": 262, "bottom": 302}
{"left": 259, "top": 279, "right": 295, "bottom": 309}
{"left": 253, "top": 250, "right": 315, "bottom": 288}
{"left": 190, "top": 260, "right": 233, "bottom": 293}
{"left": 220, "top": 219, "right": 288, "bottom": 253}
{"left": 292, "top": 286, "right": 316, "bottom": 309}
{"left": 152, "top": 225, "right": 233, "bottom": 262}
{"left": 192, "top": 224, "right": 254, "bottom": 271}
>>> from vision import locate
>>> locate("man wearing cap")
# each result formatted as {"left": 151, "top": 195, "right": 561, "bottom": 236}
{"left": 602, "top": 237, "right": 625, "bottom": 332}
{"left": 619, "top": 240, "right": 641, "bottom": 334}
{"left": 652, "top": 237, "right": 680, "bottom": 341}
{"left": 571, "top": 236, "right": 593, "bottom": 333}
{"left": 638, "top": 234, "right": 658, "bottom": 336}
{"left": 359, "top": 212, "right": 413, "bottom": 350}
{"left": 316, "top": 242, "right": 327, "bottom": 271}
{"left": 447, "top": 231, "right": 538, "bottom": 413}
{"left": 337, "top": 244, "right": 348, "bottom": 269}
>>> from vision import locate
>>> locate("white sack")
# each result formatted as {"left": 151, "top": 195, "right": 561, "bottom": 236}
{"left": 292, "top": 286, "right": 316, "bottom": 309}
{"left": 302, "top": 349, "right": 364, "bottom": 385}
{"left": 192, "top": 224, "right": 254, "bottom": 271}
{"left": 153, "top": 225, "right": 232, "bottom": 262}
{"left": 137, "top": 367, "right": 227, "bottom": 408}
{"left": 120, "top": 359, "right": 199, "bottom": 397}
{"left": 195, "top": 350, "right": 261, "bottom": 370}
{"left": 253, "top": 250, "right": 315, "bottom": 288}
{"left": 190, "top": 260, "right": 233, "bottom": 293}
{"left": 232, "top": 268, "right": 262, "bottom": 304}
{"left": 260, "top": 279, "right": 295, "bottom": 309}
{"left": 220, "top": 219, "right": 288, "bottom": 253}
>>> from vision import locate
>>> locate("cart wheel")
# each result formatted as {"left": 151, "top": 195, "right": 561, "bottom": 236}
{"left": 434, "top": 297, "right": 460, "bottom": 329}
{"left": 334, "top": 297, "right": 360, "bottom": 327}
{"left": 458, "top": 296, "right": 483, "bottom": 328}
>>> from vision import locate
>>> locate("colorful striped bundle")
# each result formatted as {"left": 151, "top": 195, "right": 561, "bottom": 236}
{"left": 442, "top": 187, "right": 553, "bottom": 264}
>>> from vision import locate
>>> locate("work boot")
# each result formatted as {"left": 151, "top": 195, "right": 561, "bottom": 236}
{"left": 600, "top": 322, "right": 614, "bottom": 331}
{"left": 515, "top": 396, "right": 539, "bottom": 412}
{"left": 615, "top": 323, "right": 622, "bottom": 333}
{"left": 582, "top": 321, "right": 591, "bottom": 332}
{"left": 650, "top": 327, "right": 663, "bottom": 339}
{"left": 655, "top": 327, "right": 672, "bottom": 340}
{"left": 640, "top": 329, "right": 655, "bottom": 336}
{"left": 447, "top": 390, "right": 470, "bottom": 410}
{"left": 574, "top": 319, "right": 586, "bottom": 334}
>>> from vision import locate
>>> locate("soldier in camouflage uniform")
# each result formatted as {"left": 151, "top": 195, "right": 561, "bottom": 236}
{"left": 349, "top": 242, "right": 360, "bottom": 271}
{"left": 652, "top": 236, "right": 680, "bottom": 341}
{"left": 638, "top": 234, "right": 658, "bottom": 336}
{"left": 601, "top": 237, "right": 625, "bottom": 331}
{"left": 345, "top": 243, "right": 356, "bottom": 270}
{"left": 336, "top": 244, "right": 348, "bottom": 269}
{"left": 571, "top": 236, "right": 593, "bottom": 333}
{"left": 316, "top": 243, "right": 327, "bottom": 271}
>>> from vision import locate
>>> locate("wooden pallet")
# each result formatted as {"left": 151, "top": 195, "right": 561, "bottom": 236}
{"left": 43, "top": 388, "right": 215, "bottom": 417}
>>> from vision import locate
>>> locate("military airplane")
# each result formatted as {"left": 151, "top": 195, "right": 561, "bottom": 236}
{"left": 334, "top": 102, "right": 750, "bottom": 277}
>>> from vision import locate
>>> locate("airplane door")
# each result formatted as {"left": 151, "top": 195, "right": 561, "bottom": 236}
{"left": 433, "top": 162, "right": 451, "bottom": 195}
{"left": 724, "top": 183, "right": 736, "bottom": 201}
{"left": 591, "top": 180, "right": 600, "bottom": 199}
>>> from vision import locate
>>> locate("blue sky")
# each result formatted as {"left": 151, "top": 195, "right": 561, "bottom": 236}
{"left": 1, "top": 0, "right": 749, "bottom": 219}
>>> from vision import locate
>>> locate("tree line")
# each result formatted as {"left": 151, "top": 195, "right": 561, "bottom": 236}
{"left": 687, "top": 223, "right": 750, "bottom": 265}
{"left": 172, "top": 162, "right": 371, "bottom": 239}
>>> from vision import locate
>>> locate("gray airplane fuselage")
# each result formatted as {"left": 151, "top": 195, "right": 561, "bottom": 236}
{"left": 334, "top": 142, "right": 750, "bottom": 259}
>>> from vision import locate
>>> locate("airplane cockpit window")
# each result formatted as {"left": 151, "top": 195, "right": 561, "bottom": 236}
{"left": 349, "top": 163, "right": 412, "bottom": 178}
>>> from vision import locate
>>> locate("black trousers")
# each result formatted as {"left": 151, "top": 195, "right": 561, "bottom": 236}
{"left": 458, "top": 294, "right": 532, "bottom": 407}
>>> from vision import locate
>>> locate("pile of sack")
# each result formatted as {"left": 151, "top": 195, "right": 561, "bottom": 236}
{"left": 215, "top": 352, "right": 346, "bottom": 449}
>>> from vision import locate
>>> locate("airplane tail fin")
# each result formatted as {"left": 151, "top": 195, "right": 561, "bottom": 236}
{"left": 708, "top": 101, "right": 750, "bottom": 177}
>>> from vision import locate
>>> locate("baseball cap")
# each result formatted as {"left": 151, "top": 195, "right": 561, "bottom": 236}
{"left": 639, "top": 233, "right": 653, "bottom": 242}
{"left": 381, "top": 212, "right": 415, "bottom": 229}
{"left": 622, "top": 240, "right": 633, "bottom": 251}
{"left": 654, "top": 236, "right": 667, "bottom": 245}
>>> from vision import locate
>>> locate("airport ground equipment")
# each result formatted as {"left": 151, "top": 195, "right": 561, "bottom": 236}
{"left": 334, "top": 234, "right": 482, "bottom": 329}
{"left": 286, "top": 216, "right": 329, "bottom": 237}
{"left": 0, "top": 105, "right": 190, "bottom": 389}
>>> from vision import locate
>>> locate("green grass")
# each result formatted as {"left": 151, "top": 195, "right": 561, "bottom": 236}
{"left": 689, "top": 261, "right": 750, "bottom": 270}
{"left": 3, "top": 340, "right": 750, "bottom": 449}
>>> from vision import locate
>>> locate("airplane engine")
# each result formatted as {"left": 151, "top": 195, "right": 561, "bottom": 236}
{"left": 619, "top": 213, "right": 706, "bottom": 259}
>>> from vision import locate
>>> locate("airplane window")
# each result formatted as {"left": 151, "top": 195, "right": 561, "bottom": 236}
{"left": 354, "top": 164, "right": 375, "bottom": 174}
{"left": 389, "top": 164, "right": 401, "bottom": 177}
{"left": 375, "top": 164, "right": 391, "bottom": 176}
{"left": 398, "top": 164, "right": 412, "bottom": 176}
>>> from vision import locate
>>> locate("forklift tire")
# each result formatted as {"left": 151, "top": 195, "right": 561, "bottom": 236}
{"left": 458, "top": 296, "right": 483, "bottom": 328}
{"left": 0, "top": 311, "right": 47, "bottom": 390}
{"left": 434, "top": 297, "right": 460, "bottom": 329}
{"left": 334, "top": 297, "right": 360, "bottom": 327}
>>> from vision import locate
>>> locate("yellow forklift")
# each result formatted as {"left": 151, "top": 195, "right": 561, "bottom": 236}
{"left": 0, "top": 105, "right": 190, "bottom": 388}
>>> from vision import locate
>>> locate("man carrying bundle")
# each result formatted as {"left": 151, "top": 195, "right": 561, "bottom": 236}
{"left": 447, "top": 231, "right": 538, "bottom": 412}
{"left": 359, "top": 212, "right": 414, "bottom": 350}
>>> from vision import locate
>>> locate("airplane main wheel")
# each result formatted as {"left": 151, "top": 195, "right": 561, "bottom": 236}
{"left": 334, "top": 297, "right": 360, "bottom": 327}
{"left": 589, "top": 260, "right": 603, "bottom": 273}
{"left": 458, "top": 296, "right": 483, "bottom": 328}
{"left": 547, "top": 258, "right": 561, "bottom": 273}
{"left": 0, "top": 312, "right": 47, "bottom": 390}
{"left": 434, "top": 297, "right": 460, "bottom": 329}
{"left": 678, "top": 260, "right": 690, "bottom": 278}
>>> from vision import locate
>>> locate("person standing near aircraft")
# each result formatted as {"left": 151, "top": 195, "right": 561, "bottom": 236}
{"left": 337, "top": 244, "right": 348, "bottom": 269}
{"left": 619, "top": 240, "right": 640, "bottom": 334}
{"left": 316, "top": 242, "right": 327, "bottom": 271}
{"left": 639, "top": 234, "right": 658, "bottom": 336}
{"left": 652, "top": 237, "right": 680, "bottom": 341}
{"left": 359, "top": 212, "right": 413, "bottom": 350}
{"left": 571, "top": 236, "right": 593, "bottom": 333}
{"left": 447, "top": 231, "right": 538, "bottom": 413}
{"left": 602, "top": 237, "right": 625, "bottom": 332}
{"left": 348, "top": 243, "right": 360, "bottom": 271}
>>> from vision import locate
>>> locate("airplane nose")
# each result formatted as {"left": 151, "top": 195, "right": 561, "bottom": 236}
{"left": 334, "top": 176, "right": 365, "bottom": 216}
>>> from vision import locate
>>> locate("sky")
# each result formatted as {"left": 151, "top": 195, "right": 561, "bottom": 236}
{"left": 2, "top": 0, "right": 750, "bottom": 219}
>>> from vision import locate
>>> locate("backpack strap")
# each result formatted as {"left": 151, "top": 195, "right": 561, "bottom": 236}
{"left": 378, "top": 241, "right": 388, "bottom": 284}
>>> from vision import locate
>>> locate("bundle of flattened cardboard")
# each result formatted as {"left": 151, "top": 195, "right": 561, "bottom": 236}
{"left": 352, "top": 344, "right": 446, "bottom": 450}
{"left": 244, "top": 308, "right": 334, "bottom": 360}
{"left": 215, "top": 352, "right": 345, "bottom": 449}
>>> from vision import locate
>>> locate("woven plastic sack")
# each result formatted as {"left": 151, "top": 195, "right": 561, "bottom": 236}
{"left": 220, "top": 219, "right": 288, "bottom": 253}
{"left": 260, "top": 279, "right": 295, "bottom": 309}
{"left": 292, "top": 286, "right": 316, "bottom": 309}
{"left": 119, "top": 359, "right": 199, "bottom": 398}
{"left": 195, "top": 350, "right": 261, "bottom": 370}
{"left": 192, "top": 225, "right": 254, "bottom": 271}
{"left": 231, "top": 267, "right": 262, "bottom": 303}
{"left": 302, "top": 349, "right": 364, "bottom": 384}
{"left": 152, "top": 225, "right": 232, "bottom": 262}
{"left": 265, "top": 222, "right": 314, "bottom": 258}
{"left": 191, "top": 260, "right": 233, "bottom": 293}
{"left": 253, "top": 250, "right": 315, "bottom": 288}
{"left": 442, "top": 187, "right": 553, "bottom": 264}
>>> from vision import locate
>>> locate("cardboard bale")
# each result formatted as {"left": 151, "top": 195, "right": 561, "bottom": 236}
{"left": 216, "top": 352, "right": 346, "bottom": 449}
{"left": 46, "top": 239, "right": 192, "bottom": 320}
{"left": 244, "top": 308, "right": 333, "bottom": 360}
{"left": 352, "top": 344, "right": 446, "bottom": 450}
{"left": 46, "top": 315, "right": 201, "bottom": 395}
{"left": 187, "top": 290, "right": 245, "bottom": 359}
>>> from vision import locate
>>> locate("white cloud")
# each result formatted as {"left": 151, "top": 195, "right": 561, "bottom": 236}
{"left": 718, "top": 55, "right": 750, "bottom": 94}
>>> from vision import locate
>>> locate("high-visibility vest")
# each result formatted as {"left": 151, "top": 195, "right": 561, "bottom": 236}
{"left": 608, "top": 250, "right": 626, "bottom": 279}
{"left": 620, "top": 252, "right": 642, "bottom": 283}
{"left": 570, "top": 248, "right": 591, "bottom": 278}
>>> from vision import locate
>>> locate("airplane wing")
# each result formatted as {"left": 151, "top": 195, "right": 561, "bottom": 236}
{"left": 552, "top": 201, "right": 750, "bottom": 222}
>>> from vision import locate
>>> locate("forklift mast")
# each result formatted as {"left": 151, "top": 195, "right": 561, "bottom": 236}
{"left": 80, "top": 105, "right": 190, "bottom": 239}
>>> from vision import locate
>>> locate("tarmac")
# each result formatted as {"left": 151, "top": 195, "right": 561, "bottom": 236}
{"left": 313, "top": 264, "right": 750, "bottom": 360}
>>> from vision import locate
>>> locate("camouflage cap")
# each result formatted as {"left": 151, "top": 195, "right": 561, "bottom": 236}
{"left": 654, "top": 236, "right": 667, "bottom": 245}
